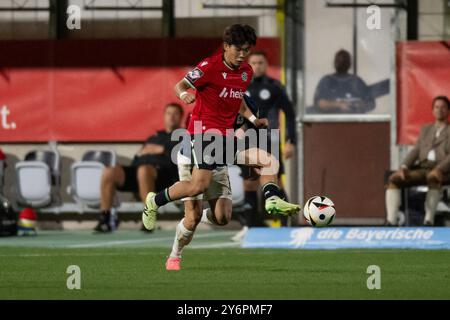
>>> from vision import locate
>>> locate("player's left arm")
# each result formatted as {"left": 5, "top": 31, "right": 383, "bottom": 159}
{"left": 239, "top": 99, "right": 268, "bottom": 128}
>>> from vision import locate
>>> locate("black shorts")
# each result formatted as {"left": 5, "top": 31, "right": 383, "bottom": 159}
{"left": 179, "top": 134, "right": 239, "bottom": 171}
{"left": 181, "top": 131, "right": 281, "bottom": 171}
{"left": 117, "top": 165, "right": 178, "bottom": 193}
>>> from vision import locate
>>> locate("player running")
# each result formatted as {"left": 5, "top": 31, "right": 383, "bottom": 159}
{"left": 142, "top": 24, "right": 300, "bottom": 233}
{"left": 166, "top": 95, "right": 265, "bottom": 271}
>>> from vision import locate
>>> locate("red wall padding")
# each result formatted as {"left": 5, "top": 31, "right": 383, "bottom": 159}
{"left": 0, "top": 38, "right": 280, "bottom": 142}
{"left": 397, "top": 41, "right": 450, "bottom": 145}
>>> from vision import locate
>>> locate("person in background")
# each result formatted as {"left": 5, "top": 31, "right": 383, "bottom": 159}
{"left": 313, "top": 49, "right": 375, "bottom": 114}
{"left": 231, "top": 51, "right": 297, "bottom": 242}
{"left": 94, "top": 103, "right": 183, "bottom": 233}
{"left": 385, "top": 96, "right": 450, "bottom": 226}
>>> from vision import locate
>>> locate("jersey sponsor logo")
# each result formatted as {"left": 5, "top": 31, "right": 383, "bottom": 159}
{"left": 222, "top": 72, "right": 227, "bottom": 79}
{"left": 242, "top": 72, "right": 248, "bottom": 82}
{"left": 186, "top": 67, "right": 204, "bottom": 83}
{"left": 219, "top": 87, "right": 245, "bottom": 99}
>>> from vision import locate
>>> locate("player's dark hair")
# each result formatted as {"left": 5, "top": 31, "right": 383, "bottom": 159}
{"left": 165, "top": 103, "right": 184, "bottom": 115}
{"left": 249, "top": 50, "right": 267, "bottom": 59}
{"left": 432, "top": 95, "right": 450, "bottom": 109}
{"left": 223, "top": 24, "right": 257, "bottom": 47}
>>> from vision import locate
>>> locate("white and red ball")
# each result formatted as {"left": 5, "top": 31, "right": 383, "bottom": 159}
{"left": 303, "top": 196, "right": 336, "bottom": 227}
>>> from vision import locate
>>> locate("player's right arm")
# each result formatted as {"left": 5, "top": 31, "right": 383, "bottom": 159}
{"left": 174, "top": 79, "right": 196, "bottom": 104}
{"left": 175, "top": 59, "right": 212, "bottom": 104}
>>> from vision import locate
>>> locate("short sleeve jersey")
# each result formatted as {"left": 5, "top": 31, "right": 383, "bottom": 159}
{"left": 184, "top": 53, "right": 254, "bottom": 136}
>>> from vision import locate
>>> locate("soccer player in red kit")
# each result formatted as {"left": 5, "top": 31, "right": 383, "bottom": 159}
{"left": 142, "top": 25, "right": 300, "bottom": 269}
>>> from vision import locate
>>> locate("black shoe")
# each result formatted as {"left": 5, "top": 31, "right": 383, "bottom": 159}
{"left": 93, "top": 220, "right": 112, "bottom": 233}
{"left": 93, "top": 212, "right": 116, "bottom": 233}
{"left": 423, "top": 220, "right": 434, "bottom": 226}
{"left": 383, "top": 222, "right": 397, "bottom": 227}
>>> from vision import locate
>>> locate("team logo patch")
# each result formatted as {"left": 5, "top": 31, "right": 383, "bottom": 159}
{"left": 186, "top": 68, "right": 204, "bottom": 83}
{"left": 241, "top": 72, "right": 248, "bottom": 82}
{"left": 259, "top": 89, "right": 271, "bottom": 100}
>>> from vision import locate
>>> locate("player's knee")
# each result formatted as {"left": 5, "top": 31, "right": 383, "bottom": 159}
{"left": 261, "top": 155, "right": 279, "bottom": 175}
{"left": 215, "top": 207, "right": 232, "bottom": 226}
{"left": 215, "top": 216, "right": 230, "bottom": 226}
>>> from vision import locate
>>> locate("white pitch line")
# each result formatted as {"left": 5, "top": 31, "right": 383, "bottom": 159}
{"left": 66, "top": 231, "right": 237, "bottom": 248}
{"left": 190, "top": 242, "right": 241, "bottom": 249}
{"left": 0, "top": 252, "right": 155, "bottom": 258}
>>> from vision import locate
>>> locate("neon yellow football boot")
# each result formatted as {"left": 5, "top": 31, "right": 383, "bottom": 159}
{"left": 265, "top": 196, "right": 300, "bottom": 216}
{"left": 142, "top": 192, "right": 158, "bottom": 231}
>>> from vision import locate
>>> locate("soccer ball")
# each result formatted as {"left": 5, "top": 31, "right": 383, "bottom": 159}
{"left": 303, "top": 196, "right": 336, "bottom": 227}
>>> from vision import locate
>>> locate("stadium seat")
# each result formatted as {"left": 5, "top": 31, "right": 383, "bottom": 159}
{"left": 15, "top": 150, "right": 60, "bottom": 208}
{"left": 228, "top": 165, "right": 245, "bottom": 208}
{"left": 68, "top": 150, "right": 116, "bottom": 208}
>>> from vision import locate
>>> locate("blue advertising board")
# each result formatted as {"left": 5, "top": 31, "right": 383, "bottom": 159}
{"left": 242, "top": 227, "right": 450, "bottom": 249}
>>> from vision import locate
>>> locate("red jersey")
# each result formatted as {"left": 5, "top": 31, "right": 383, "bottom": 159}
{"left": 184, "top": 53, "right": 253, "bottom": 135}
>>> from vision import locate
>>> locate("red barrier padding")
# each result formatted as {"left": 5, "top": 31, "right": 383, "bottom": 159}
{"left": 397, "top": 41, "right": 450, "bottom": 145}
{"left": 0, "top": 38, "right": 280, "bottom": 142}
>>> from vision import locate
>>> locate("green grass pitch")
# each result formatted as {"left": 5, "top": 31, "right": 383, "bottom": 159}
{"left": 0, "top": 230, "right": 449, "bottom": 299}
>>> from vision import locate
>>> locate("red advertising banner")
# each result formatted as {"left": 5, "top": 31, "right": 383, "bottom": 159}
{"left": 0, "top": 38, "right": 280, "bottom": 142}
{"left": 397, "top": 41, "right": 450, "bottom": 145}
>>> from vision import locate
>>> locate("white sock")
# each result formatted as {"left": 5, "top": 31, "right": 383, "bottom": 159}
{"left": 200, "top": 208, "right": 215, "bottom": 225}
{"left": 170, "top": 218, "right": 194, "bottom": 258}
{"left": 386, "top": 189, "right": 401, "bottom": 225}
{"left": 424, "top": 189, "right": 440, "bottom": 225}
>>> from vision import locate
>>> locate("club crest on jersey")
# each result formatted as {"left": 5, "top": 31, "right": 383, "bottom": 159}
{"left": 186, "top": 67, "right": 204, "bottom": 83}
{"left": 241, "top": 72, "right": 248, "bottom": 82}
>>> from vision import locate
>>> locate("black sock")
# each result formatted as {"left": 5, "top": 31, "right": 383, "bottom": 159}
{"left": 279, "top": 188, "right": 288, "bottom": 201}
{"left": 154, "top": 188, "right": 172, "bottom": 207}
{"left": 241, "top": 191, "right": 258, "bottom": 227}
{"left": 262, "top": 183, "right": 282, "bottom": 201}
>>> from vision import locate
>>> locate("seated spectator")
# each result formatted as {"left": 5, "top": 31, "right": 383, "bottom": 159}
{"left": 386, "top": 96, "right": 450, "bottom": 226}
{"left": 94, "top": 103, "right": 183, "bottom": 233}
{"left": 312, "top": 49, "right": 375, "bottom": 114}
